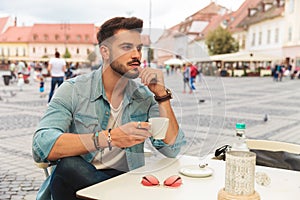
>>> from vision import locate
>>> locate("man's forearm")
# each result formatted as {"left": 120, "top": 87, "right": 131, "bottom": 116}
{"left": 158, "top": 100, "right": 179, "bottom": 145}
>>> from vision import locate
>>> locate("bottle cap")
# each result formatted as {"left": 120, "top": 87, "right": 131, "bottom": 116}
{"left": 236, "top": 123, "right": 245, "bottom": 129}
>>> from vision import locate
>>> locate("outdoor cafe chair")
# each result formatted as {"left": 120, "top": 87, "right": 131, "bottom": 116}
{"left": 214, "top": 139, "right": 300, "bottom": 171}
{"left": 246, "top": 139, "right": 300, "bottom": 171}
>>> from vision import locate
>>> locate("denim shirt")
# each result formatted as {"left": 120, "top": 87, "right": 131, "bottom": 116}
{"left": 32, "top": 67, "right": 186, "bottom": 200}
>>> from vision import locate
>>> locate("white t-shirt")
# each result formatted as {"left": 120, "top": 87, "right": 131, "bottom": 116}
{"left": 92, "top": 101, "right": 128, "bottom": 172}
{"left": 49, "top": 57, "right": 66, "bottom": 77}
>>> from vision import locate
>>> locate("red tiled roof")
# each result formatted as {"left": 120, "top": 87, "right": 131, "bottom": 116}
{"left": 28, "top": 23, "right": 97, "bottom": 44}
{"left": 0, "top": 26, "right": 32, "bottom": 42}
{"left": 195, "top": 14, "right": 224, "bottom": 40}
{"left": 195, "top": 0, "right": 264, "bottom": 40}
{"left": 226, "top": 0, "right": 262, "bottom": 32}
{"left": 0, "top": 16, "right": 11, "bottom": 33}
{"left": 189, "top": 2, "right": 227, "bottom": 21}
{"left": 237, "top": 1, "right": 285, "bottom": 28}
{"left": 174, "top": 2, "right": 228, "bottom": 36}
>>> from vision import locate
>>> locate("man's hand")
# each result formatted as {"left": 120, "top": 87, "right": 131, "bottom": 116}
{"left": 111, "top": 121, "right": 152, "bottom": 148}
{"left": 138, "top": 67, "right": 166, "bottom": 96}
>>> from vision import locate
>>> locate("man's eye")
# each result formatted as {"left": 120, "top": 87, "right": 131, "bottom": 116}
{"left": 121, "top": 45, "right": 133, "bottom": 51}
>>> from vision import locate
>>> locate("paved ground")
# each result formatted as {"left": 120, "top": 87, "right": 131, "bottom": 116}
{"left": 1, "top": 70, "right": 300, "bottom": 199}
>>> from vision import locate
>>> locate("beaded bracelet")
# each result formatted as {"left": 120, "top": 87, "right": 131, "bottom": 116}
{"left": 107, "top": 128, "right": 112, "bottom": 151}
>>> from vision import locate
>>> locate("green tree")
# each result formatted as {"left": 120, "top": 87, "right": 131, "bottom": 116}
{"left": 205, "top": 26, "right": 239, "bottom": 55}
{"left": 87, "top": 51, "right": 97, "bottom": 64}
{"left": 63, "top": 48, "right": 71, "bottom": 58}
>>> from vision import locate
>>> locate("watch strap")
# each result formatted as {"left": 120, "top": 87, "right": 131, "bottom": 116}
{"left": 154, "top": 88, "right": 172, "bottom": 103}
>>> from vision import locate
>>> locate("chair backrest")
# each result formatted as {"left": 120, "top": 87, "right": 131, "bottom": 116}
{"left": 246, "top": 139, "right": 300, "bottom": 154}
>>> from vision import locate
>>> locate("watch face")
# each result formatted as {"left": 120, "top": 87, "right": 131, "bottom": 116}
{"left": 166, "top": 89, "right": 172, "bottom": 97}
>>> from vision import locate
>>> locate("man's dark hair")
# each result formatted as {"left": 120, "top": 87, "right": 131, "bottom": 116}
{"left": 97, "top": 17, "right": 143, "bottom": 45}
{"left": 55, "top": 51, "right": 60, "bottom": 58}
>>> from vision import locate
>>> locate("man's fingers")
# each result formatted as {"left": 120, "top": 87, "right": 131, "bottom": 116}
{"left": 136, "top": 121, "right": 151, "bottom": 130}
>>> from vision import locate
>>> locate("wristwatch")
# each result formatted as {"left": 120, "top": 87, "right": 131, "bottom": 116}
{"left": 154, "top": 88, "right": 172, "bottom": 103}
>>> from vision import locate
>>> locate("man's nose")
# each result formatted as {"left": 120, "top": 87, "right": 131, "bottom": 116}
{"left": 131, "top": 48, "right": 141, "bottom": 58}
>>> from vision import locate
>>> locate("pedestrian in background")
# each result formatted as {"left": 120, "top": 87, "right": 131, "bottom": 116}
{"left": 9, "top": 60, "right": 17, "bottom": 82}
{"left": 189, "top": 63, "right": 198, "bottom": 92}
{"left": 47, "top": 51, "right": 66, "bottom": 103}
{"left": 39, "top": 76, "right": 45, "bottom": 98}
{"left": 182, "top": 64, "right": 191, "bottom": 93}
{"left": 17, "top": 73, "right": 24, "bottom": 91}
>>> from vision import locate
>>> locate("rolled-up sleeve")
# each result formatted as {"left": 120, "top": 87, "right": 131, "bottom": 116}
{"left": 33, "top": 128, "right": 63, "bottom": 162}
{"left": 32, "top": 82, "right": 74, "bottom": 162}
{"left": 151, "top": 128, "right": 186, "bottom": 158}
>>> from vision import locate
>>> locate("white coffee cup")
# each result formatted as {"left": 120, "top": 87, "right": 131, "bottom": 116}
{"left": 149, "top": 117, "right": 169, "bottom": 139}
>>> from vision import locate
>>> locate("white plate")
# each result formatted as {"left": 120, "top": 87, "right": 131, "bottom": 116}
{"left": 179, "top": 165, "right": 214, "bottom": 178}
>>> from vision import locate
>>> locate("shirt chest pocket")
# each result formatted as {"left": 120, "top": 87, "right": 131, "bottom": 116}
{"left": 130, "top": 112, "right": 148, "bottom": 122}
{"left": 73, "top": 114, "right": 99, "bottom": 133}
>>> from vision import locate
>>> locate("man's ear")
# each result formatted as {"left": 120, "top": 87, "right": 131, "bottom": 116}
{"left": 100, "top": 45, "right": 110, "bottom": 60}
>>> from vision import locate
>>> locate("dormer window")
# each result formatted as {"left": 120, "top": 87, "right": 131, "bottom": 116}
{"left": 65, "top": 34, "right": 70, "bottom": 41}
{"left": 33, "top": 34, "right": 38, "bottom": 40}
{"left": 85, "top": 35, "right": 89, "bottom": 41}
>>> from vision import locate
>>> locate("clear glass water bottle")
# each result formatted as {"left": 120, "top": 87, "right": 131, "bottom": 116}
{"left": 231, "top": 123, "right": 249, "bottom": 151}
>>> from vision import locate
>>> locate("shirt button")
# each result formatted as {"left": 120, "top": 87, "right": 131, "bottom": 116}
{"left": 105, "top": 111, "right": 109, "bottom": 115}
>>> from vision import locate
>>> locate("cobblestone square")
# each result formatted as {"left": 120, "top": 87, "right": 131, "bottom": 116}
{"left": 1, "top": 71, "right": 300, "bottom": 199}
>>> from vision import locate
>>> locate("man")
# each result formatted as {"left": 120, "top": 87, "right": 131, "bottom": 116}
{"left": 182, "top": 64, "right": 191, "bottom": 93}
{"left": 47, "top": 51, "right": 66, "bottom": 103}
{"left": 32, "top": 16, "right": 185, "bottom": 200}
{"left": 189, "top": 63, "right": 198, "bottom": 92}
{"left": 9, "top": 60, "right": 17, "bottom": 81}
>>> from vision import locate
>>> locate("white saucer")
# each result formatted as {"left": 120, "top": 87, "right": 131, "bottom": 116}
{"left": 179, "top": 165, "right": 214, "bottom": 178}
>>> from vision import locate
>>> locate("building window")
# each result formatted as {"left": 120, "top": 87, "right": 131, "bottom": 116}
{"left": 55, "top": 34, "right": 59, "bottom": 41}
{"left": 241, "top": 35, "right": 246, "bottom": 49}
{"left": 66, "top": 34, "right": 70, "bottom": 41}
{"left": 77, "top": 35, "right": 81, "bottom": 41}
{"left": 44, "top": 34, "right": 49, "bottom": 41}
{"left": 85, "top": 35, "right": 89, "bottom": 41}
{"left": 16, "top": 48, "right": 18, "bottom": 56}
{"left": 33, "top": 34, "right": 38, "bottom": 40}
{"left": 267, "top": 30, "right": 271, "bottom": 44}
{"left": 23, "top": 48, "right": 26, "bottom": 56}
{"left": 275, "top": 28, "right": 279, "bottom": 43}
{"left": 251, "top": 32, "right": 256, "bottom": 46}
{"left": 288, "top": 26, "right": 292, "bottom": 42}
{"left": 76, "top": 48, "right": 80, "bottom": 54}
{"left": 87, "top": 48, "right": 90, "bottom": 55}
{"left": 33, "top": 47, "right": 36, "bottom": 54}
{"left": 44, "top": 48, "right": 47, "bottom": 54}
{"left": 258, "top": 31, "right": 262, "bottom": 45}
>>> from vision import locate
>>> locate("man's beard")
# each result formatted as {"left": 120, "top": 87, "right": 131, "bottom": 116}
{"left": 110, "top": 59, "right": 140, "bottom": 79}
